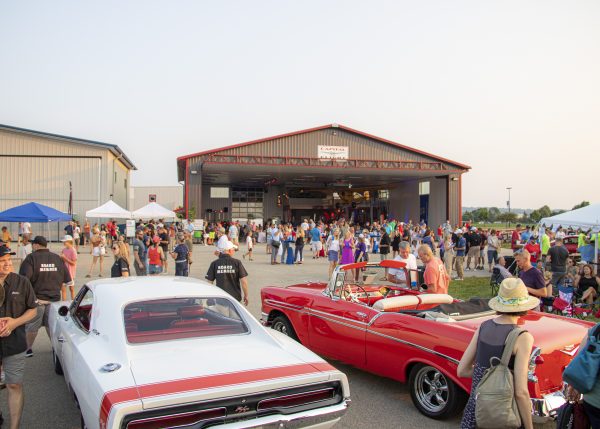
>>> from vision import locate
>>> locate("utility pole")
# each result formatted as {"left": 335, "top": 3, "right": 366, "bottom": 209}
{"left": 506, "top": 187, "right": 512, "bottom": 227}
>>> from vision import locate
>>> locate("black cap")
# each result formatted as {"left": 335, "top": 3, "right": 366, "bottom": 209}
{"left": 31, "top": 236, "right": 48, "bottom": 247}
{"left": 0, "top": 245, "right": 15, "bottom": 257}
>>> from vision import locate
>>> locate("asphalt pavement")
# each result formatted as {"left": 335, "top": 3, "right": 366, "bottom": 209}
{"left": 1, "top": 242, "right": 478, "bottom": 428}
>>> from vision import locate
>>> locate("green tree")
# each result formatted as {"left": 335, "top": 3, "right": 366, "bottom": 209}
{"left": 488, "top": 207, "right": 501, "bottom": 222}
{"left": 498, "top": 212, "right": 518, "bottom": 224}
{"left": 572, "top": 201, "right": 590, "bottom": 210}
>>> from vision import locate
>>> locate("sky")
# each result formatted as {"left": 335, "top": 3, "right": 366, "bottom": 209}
{"left": 1, "top": 1, "right": 599, "bottom": 210}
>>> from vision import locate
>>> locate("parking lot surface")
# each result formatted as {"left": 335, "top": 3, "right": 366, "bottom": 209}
{"left": 1, "top": 242, "right": 463, "bottom": 428}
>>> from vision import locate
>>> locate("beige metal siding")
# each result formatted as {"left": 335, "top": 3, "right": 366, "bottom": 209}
{"left": 0, "top": 129, "right": 107, "bottom": 157}
{"left": 428, "top": 177, "right": 448, "bottom": 228}
{"left": 216, "top": 129, "right": 442, "bottom": 163}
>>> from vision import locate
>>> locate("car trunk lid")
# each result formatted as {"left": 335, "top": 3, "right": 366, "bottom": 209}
{"left": 128, "top": 335, "right": 335, "bottom": 410}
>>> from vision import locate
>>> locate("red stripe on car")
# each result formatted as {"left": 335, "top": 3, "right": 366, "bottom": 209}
{"left": 99, "top": 362, "right": 331, "bottom": 428}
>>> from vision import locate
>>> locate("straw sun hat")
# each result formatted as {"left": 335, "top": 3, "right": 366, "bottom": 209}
{"left": 488, "top": 278, "right": 540, "bottom": 313}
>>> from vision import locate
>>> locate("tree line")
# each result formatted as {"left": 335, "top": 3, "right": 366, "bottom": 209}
{"left": 463, "top": 201, "right": 590, "bottom": 225}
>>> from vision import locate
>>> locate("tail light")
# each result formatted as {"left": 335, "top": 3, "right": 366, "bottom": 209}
{"left": 528, "top": 347, "right": 543, "bottom": 383}
{"left": 126, "top": 407, "right": 226, "bottom": 429}
{"left": 257, "top": 388, "right": 335, "bottom": 411}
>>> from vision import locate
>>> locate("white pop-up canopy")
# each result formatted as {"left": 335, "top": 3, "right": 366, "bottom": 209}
{"left": 539, "top": 203, "right": 600, "bottom": 233}
{"left": 540, "top": 203, "right": 600, "bottom": 272}
{"left": 132, "top": 202, "right": 176, "bottom": 220}
{"left": 86, "top": 200, "right": 132, "bottom": 219}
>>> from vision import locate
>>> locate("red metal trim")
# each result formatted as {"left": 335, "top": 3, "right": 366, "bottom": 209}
{"left": 446, "top": 176, "right": 450, "bottom": 223}
{"left": 176, "top": 124, "right": 471, "bottom": 170}
{"left": 379, "top": 260, "right": 407, "bottom": 269}
{"left": 199, "top": 154, "right": 465, "bottom": 173}
{"left": 340, "top": 262, "right": 367, "bottom": 270}
{"left": 99, "top": 362, "right": 330, "bottom": 428}
{"left": 458, "top": 174, "right": 463, "bottom": 226}
{"left": 184, "top": 159, "right": 189, "bottom": 219}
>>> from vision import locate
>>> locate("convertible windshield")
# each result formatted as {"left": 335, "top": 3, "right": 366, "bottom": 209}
{"left": 124, "top": 297, "right": 248, "bottom": 344}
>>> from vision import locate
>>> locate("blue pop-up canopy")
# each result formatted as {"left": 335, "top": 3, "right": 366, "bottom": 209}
{"left": 0, "top": 202, "right": 71, "bottom": 222}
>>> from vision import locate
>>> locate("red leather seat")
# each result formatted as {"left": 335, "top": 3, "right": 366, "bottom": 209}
{"left": 178, "top": 306, "right": 205, "bottom": 318}
{"left": 170, "top": 319, "right": 209, "bottom": 329}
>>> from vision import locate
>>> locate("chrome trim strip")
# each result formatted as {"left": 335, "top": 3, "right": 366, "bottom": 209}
{"left": 368, "top": 330, "right": 460, "bottom": 365}
{"left": 309, "top": 312, "right": 366, "bottom": 332}
{"left": 216, "top": 400, "right": 349, "bottom": 429}
{"left": 265, "top": 299, "right": 304, "bottom": 311}
{"left": 310, "top": 308, "right": 369, "bottom": 326}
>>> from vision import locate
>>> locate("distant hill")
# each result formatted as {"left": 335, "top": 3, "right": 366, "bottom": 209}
{"left": 462, "top": 206, "right": 530, "bottom": 215}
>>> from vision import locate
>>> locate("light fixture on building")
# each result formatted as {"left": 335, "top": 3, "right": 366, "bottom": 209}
{"left": 348, "top": 183, "right": 352, "bottom": 189}
{"left": 451, "top": 177, "right": 459, "bottom": 181}
{"left": 191, "top": 170, "right": 198, "bottom": 175}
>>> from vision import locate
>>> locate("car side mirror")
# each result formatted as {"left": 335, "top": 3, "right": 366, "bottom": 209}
{"left": 58, "top": 306, "right": 69, "bottom": 317}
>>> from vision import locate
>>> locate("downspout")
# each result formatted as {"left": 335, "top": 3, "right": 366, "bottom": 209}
{"left": 112, "top": 154, "right": 124, "bottom": 200}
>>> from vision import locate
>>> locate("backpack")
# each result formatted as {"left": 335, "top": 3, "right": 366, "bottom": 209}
{"left": 475, "top": 327, "right": 525, "bottom": 429}
{"left": 563, "top": 323, "right": 600, "bottom": 393}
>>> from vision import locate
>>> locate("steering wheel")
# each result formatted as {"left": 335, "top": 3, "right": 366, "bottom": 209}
{"left": 345, "top": 284, "right": 371, "bottom": 306}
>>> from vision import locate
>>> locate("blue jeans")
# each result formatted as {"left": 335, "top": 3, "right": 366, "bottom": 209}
{"left": 294, "top": 244, "right": 304, "bottom": 262}
{"left": 281, "top": 241, "right": 289, "bottom": 263}
{"left": 175, "top": 261, "right": 188, "bottom": 276}
{"left": 487, "top": 249, "right": 498, "bottom": 265}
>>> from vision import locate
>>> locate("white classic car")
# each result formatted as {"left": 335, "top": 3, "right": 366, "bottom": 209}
{"left": 48, "top": 277, "right": 350, "bottom": 429}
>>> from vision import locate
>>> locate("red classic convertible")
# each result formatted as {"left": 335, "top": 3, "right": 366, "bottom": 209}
{"left": 261, "top": 260, "right": 592, "bottom": 422}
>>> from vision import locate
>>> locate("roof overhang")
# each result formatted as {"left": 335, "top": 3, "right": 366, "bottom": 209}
{"left": 177, "top": 124, "right": 469, "bottom": 181}
{"left": 0, "top": 123, "right": 137, "bottom": 170}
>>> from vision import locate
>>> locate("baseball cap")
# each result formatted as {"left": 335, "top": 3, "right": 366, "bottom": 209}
{"left": 454, "top": 229, "right": 463, "bottom": 234}
{"left": 61, "top": 235, "right": 74, "bottom": 242}
{"left": 32, "top": 236, "right": 48, "bottom": 247}
{"left": 0, "top": 245, "right": 15, "bottom": 257}
{"left": 219, "top": 241, "right": 238, "bottom": 252}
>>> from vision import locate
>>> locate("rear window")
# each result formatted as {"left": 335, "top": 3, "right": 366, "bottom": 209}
{"left": 124, "top": 297, "right": 248, "bottom": 344}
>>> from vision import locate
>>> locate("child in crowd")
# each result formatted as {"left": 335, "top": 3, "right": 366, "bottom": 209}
{"left": 243, "top": 231, "right": 254, "bottom": 261}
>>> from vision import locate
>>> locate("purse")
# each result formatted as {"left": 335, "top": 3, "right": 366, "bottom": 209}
{"left": 563, "top": 324, "right": 600, "bottom": 393}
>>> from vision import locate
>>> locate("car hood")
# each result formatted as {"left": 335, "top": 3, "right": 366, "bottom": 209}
{"left": 286, "top": 282, "right": 328, "bottom": 293}
{"left": 457, "top": 312, "right": 592, "bottom": 353}
{"left": 128, "top": 334, "right": 336, "bottom": 409}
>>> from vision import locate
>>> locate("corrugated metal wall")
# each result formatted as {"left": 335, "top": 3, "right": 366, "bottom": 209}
{"left": 0, "top": 128, "right": 135, "bottom": 240}
{"left": 216, "top": 128, "right": 443, "bottom": 163}
{"left": 428, "top": 177, "right": 448, "bottom": 228}
{"left": 389, "top": 181, "right": 420, "bottom": 223}
{"left": 448, "top": 174, "right": 461, "bottom": 226}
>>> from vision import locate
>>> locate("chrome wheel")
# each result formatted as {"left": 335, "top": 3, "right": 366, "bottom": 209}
{"left": 414, "top": 366, "right": 449, "bottom": 414}
{"left": 272, "top": 320, "right": 289, "bottom": 335}
{"left": 270, "top": 315, "right": 299, "bottom": 341}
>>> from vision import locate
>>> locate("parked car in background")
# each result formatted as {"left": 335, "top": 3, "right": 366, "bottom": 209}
{"left": 49, "top": 277, "right": 350, "bottom": 429}
{"left": 551, "top": 235, "right": 579, "bottom": 254}
{"left": 261, "top": 260, "right": 591, "bottom": 422}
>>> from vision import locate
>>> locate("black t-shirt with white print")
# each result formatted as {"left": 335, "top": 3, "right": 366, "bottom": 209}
{"left": 205, "top": 254, "right": 248, "bottom": 301}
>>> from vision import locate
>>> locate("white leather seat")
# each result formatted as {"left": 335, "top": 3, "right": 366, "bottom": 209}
{"left": 373, "top": 295, "right": 420, "bottom": 312}
{"left": 418, "top": 294, "right": 454, "bottom": 305}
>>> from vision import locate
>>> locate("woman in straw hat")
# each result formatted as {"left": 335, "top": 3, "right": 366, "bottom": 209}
{"left": 457, "top": 278, "right": 537, "bottom": 429}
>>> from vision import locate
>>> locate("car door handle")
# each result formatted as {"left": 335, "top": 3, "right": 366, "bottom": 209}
{"left": 57, "top": 336, "right": 66, "bottom": 343}
{"left": 356, "top": 312, "right": 368, "bottom": 318}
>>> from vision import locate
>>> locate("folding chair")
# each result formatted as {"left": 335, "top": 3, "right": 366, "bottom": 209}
{"left": 490, "top": 268, "right": 502, "bottom": 296}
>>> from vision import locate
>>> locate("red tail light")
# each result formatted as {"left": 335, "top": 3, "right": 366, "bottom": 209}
{"left": 257, "top": 388, "right": 335, "bottom": 411}
{"left": 126, "top": 407, "right": 226, "bottom": 429}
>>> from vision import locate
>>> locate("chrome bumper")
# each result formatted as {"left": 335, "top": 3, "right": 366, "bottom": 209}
{"left": 214, "top": 400, "right": 349, "bottom": 429}
{"left": 532, "top": 391, "right": 566, "bottom": 423}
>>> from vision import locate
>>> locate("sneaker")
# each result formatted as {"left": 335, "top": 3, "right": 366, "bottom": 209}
{"left": 25, "top": 349, "right": 33, "bottom": 358}
{"left": 465, "top": 268, "right": 471, "bottom": 271}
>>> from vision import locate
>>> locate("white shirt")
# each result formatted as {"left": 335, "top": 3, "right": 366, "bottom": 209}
{"left": 17, "top": 243, "right": 32, "bottom": 260}
{"left": 327, "top": 236, "right": 340, "bottom": 252}
{"left": 555, "top": 231, "right": 566, "bottom": 240}
{"left": 246, "top": 235, "right": 253, "bottom": 249}
{"left": 228, "top": 225, "right": 238, "bottom": 238}
{"left": 301, "top": 222, "right": 309, "bottom": 231}
{"left": 388, "top": 254, "right": 418, "bottom": 284}
{"left": 22, "top": 222, "right": 31, "bottom": 234}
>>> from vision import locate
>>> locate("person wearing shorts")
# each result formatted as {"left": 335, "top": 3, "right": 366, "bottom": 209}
{"left": 0, "top": 245, "right": 38, "bottom": 428}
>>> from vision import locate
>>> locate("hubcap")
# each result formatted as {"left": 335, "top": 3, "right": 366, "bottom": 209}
{"left": 414, "top": 366, "right": 449, "bottom": 413}
{"left": 273, "top": 321, "right": 288, "bottom": 336}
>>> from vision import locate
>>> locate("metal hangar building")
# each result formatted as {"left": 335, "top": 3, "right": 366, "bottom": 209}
{"left": 177, "top": 124, "right": 470, "bottom": 227}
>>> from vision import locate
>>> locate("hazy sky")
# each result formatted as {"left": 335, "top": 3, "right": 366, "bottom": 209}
{"left": 1, "top": 1, "right": 598, "bottom": 210}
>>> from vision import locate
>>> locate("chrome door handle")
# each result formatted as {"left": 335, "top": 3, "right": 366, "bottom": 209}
{"left": 57, "top": 336, "right": 66, "bottom": 343}
{"left": 356, "top": 312, "right": 367, "bottom": 318}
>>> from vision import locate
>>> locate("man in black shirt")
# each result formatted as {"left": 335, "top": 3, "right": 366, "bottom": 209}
{"left": 547, "top": 237, "right": 570, "bottom": 289}
{"left": 0, "top": 245, "right": 38, "bottom": 428}
{"left": 205, "top": 241, "right": 249, "bottom": 305}
{"left": 19, "top": 236, "right": 73, "bottom": 357}
{"left": 465, "top": 228, "right": 481, "bottom": 271}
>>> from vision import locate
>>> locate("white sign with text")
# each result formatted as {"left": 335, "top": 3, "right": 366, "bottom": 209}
{"left": 318, "top": 145, "right": 349, "bottom": 159}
